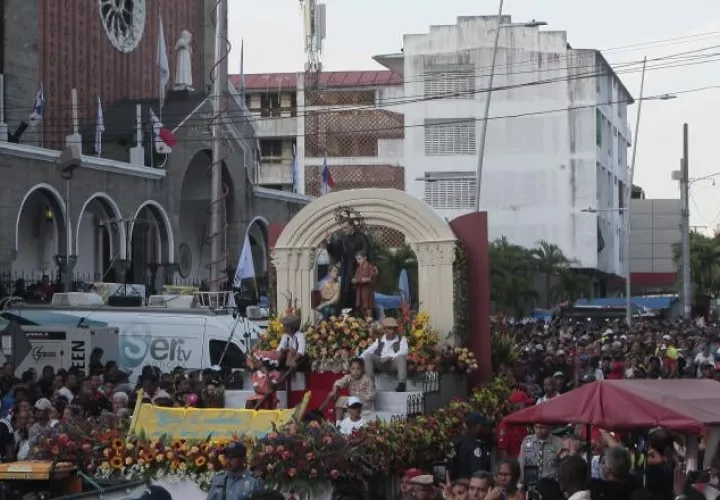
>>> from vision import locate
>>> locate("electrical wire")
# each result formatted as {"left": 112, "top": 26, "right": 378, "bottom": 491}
{"left": 15, "top": 58, "right": 720, "bottom": 147}
{"left": 13, "top": 41, "right": 720, "bottom": 124}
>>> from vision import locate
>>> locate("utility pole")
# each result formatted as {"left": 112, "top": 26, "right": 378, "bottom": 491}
{"left": 624, "top": 56, "right": 647, "bottom": 328}
{"left": 681, "top": 123, "right": 692, "bottom": 319}
{"left": 209, "top": 0, "right": 229, "bottom": 291}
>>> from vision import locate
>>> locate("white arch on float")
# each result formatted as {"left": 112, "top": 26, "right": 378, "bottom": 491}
{"left": 272, "top": 189, "right": 458, "bottom": 337}
{"left": 275, "top": 189, "right": 456, "bottom": 248}
{"left": 15, "top": 183, "right": 68, "bottom": 252}
{"left": 75, "top": 192, "right": 127, "bottom": 260}
{"left": 130, "top": 200, "right": 176, "bottom": 264}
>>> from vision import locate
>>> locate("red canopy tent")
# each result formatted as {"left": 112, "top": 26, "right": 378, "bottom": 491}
{"left": 503, "top": 379, "right": 720, "bottom": 434}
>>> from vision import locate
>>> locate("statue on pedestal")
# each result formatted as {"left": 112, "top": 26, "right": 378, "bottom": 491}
{"left": 173, "top": 30, "right": 193, "bottom": 91}
{"left": 320, "top": 207, "right": 375, "bottom": 316}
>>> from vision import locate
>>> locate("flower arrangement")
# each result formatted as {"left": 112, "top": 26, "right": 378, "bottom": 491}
{"left": 252, "top": 425, "right": 374, "bottom": 493}
{"left": 254, "top": 308, "right": 480, "bottom": 375}
{"left": 305, "top": 316, "right": 376, "bottom": 372}
{"left": 30, "top": 377, "right": 513, "bottom": 492}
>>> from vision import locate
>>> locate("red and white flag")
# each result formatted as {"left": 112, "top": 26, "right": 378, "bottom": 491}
{"left": 149, "top": 109, "right": 177, "bottom": 154}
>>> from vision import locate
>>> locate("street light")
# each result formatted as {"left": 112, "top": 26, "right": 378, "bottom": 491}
{"left": 474, "top": 0, "right": 547, "bottom": 211}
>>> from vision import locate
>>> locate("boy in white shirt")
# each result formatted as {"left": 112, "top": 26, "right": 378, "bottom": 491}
{"left": 339, "top": 397, "right": 367, "bottom": 435}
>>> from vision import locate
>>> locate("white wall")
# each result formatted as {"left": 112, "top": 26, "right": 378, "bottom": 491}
{"left": 393, "top": 16, "right": 632, "bottom": 276}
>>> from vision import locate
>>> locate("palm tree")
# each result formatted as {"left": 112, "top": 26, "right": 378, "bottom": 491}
{"left": 531, "top": 241, "right": 571, "bottom": 308}
{"left": 489, "top": 237, "right": 537, "bottom": 316}
{"left": 551, "top": 268, "right": 592, "bottom": 304}
{"left": 375, "top": 244, "right": 417, "bottom": 297}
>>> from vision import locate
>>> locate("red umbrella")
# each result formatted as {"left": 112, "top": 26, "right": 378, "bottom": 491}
{"left": 502, "top": 379, "right": 720, "bottom": 434}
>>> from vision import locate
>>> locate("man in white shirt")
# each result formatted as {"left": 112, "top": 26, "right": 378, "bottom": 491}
{"left": 338, "top": 396, "right": 367, "bottom": 435}
{"left": 694, "top": 344, "right": 714, "bottom": 378}
{"left": 277, "top": 316, "right": 306, "bottom": 369}
{"left": 360, "top": 317, "right": 408, "bottom": 392}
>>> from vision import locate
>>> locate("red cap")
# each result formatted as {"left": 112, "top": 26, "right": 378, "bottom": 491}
{"left": 404, "top": 468, "right": 424, "bottom": 479}
{"left": 508, "top": 390, "right": 534, "bottom": 405}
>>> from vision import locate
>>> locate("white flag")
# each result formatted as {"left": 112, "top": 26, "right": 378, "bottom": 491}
{"left": 157, "top": 17, "right": 170, "bottom": 102}
{"left": 233, "top": 234, "right": 256, "bottom": 288}
{"left": 28, "top": 83, "right": 44, "bottom": 127}
{"left": 94, "top": 95, "right": 105, "bottom": 156}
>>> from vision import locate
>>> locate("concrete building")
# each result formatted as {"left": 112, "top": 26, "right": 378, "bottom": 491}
{"left": 629, "top": 199, "right": 680, "bottom": 294}
{"left": 374, "top": 15, "right": 634, "bottom": 282}
{"left": 232, "top": 70, "right": 406, "bottom": 245}
{"left": 0, "top": 1, "right": 306, "bottom": 295}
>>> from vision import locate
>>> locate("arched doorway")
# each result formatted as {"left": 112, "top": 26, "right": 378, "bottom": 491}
{"left": 177, "top": 150, "right": 235, "bottom": 284}
{"left": 75, "top": 193, "right": 126, "bottom": 282}
{"left": 273, "top": 188, "right": 458, "bottom": 334}
{"left": 242, "top": 217, "right": 269, "bottom": 297}
{"left": 14, "top": 184, "right": 69, "bottom": 280}
{"left": 128, "top": 201, "right": 174, "bottom": 290}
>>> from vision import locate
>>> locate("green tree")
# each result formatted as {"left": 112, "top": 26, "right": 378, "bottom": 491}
{"left": 488, "top": 237, "right": 536, "bottom": 316}
{"left": 551, "top": 268, "right": 592, "bottom": 304}
{"left": 530, "top": 240, "right": 571, "bottom": 308}
{"left": 673, "top": 231, "right": 720, "bottom": 302}
{"left": 375, "top": 243, "right": 418, "bottom": 299}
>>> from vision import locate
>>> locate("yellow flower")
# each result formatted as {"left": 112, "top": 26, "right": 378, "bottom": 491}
{"left": 166, "top": 451, "right": 175, "bottom": 460}
{"left": 270, "top": 340, "right": 278, "bottom": 349}
{"left": 125, "top": 457, "right": 134, "bottom": 465}
{"left": 110, "top": 456, "right": 124, "bottom": 469}
{"left": 195, "top": 456, "right": 207, "bottom": 467}
{"left": 178, "top": 462, "right": 187, "bottom": 471}
{"left": 156, "top": 454, "right": 165, "bottom": 462}
{"left": 112, "top": 439, "right": 124, "bottom": 450}
{"left": 190, "top": 446, "right": 200, "bottom": 454}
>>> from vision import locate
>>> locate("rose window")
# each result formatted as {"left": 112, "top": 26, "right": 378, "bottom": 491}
{"left": 98, "top": 0, "right": 146, "bottom": 53}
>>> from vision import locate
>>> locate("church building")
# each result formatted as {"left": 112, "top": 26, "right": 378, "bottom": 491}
{"left": 0, "top": 0, "right": 308, "bottom": 296}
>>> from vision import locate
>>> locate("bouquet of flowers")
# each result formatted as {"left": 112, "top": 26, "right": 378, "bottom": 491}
{"left": 252, "top": 426, "right": 373, "bottom": 494}
{"left": 436, "top": 345, "right": 480, "bottom": 374}
{"left": 305, "top": 316, "right": 377, "bottom": 371}
{"left": 256, "top": 317, "right": 285, "bottom": 351}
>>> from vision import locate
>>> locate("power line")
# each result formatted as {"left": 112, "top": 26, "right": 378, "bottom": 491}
{"left": 17, "top": 51, "right": 720, "bottom": 143}
{"left": 14, "top": 84, "right": 720, "bottom": 146}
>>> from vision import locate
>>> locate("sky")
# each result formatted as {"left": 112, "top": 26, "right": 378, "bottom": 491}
{"left": 228, "top": 0, "right": 720, "bottom": 231}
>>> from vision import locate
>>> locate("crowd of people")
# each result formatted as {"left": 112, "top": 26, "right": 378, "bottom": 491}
{"left": 0, "top": 314, "right": 718, "bottom": 500}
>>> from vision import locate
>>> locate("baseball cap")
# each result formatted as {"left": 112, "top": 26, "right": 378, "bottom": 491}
{"left": 34, "top": 398, "right": 52, "bottom": 411}
{"left": 465, "top": 411, "right": 491, "bottom": 427}
{"left": 225, "top": 441, "right": 247, "bottom": 458}
{"left": 404, "top": 468, "right": 423, "bottom": 479}
{"left": 346, "top": 396, "right": 363, "bottom": 408}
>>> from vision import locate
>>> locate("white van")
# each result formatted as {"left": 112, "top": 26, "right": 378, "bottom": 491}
{"left": 2, "top": 307, "right": 253, "bottom": 382}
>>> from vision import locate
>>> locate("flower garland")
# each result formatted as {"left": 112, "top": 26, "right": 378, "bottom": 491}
{"left": 31, "top": 378, "right": 512, "bottom": 493}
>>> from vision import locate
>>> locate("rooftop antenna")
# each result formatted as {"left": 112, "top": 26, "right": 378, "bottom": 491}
{"left": 300, "top": 0, "right": 326, "bottom": 83}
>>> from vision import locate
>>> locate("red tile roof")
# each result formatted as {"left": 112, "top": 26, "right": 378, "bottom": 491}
{"left": 230, "top": 70, "right": 402, "bottom": 91}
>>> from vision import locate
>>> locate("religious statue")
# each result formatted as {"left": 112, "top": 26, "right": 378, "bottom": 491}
{"left": 321, "top": 208, "right": 375, "bottom": 313}
{"left": 174, "top": 30, "right": 193, "bottom": 90}
{"left": 315, "top": 264, "right": 341, "bottom": 319}
{"left": 351, "top": 251, "right": 378, "bottom": 321}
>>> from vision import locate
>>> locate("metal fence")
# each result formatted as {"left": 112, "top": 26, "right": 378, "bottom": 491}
{"left": 0, "top": 270, "right": 269, "bottom": 302}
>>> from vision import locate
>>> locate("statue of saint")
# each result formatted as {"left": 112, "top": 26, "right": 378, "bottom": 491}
{"left": 174, "top": 30, "right": 194, "bottom": 90}
{"left": 321, "top": 215, "right": 374, "bottom": 313}
{"left": 315, "top": 264, "right": 341, "bottom": 319}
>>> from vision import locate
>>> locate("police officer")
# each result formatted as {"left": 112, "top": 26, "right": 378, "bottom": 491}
{"left": 517, "top": 423, "right": 564, "bottom": 487}
{"left": 205, "top": 441, "right": 264, "bottom": 500}
{"left": 448, "top": 412, "right": 494, "bottom": 480}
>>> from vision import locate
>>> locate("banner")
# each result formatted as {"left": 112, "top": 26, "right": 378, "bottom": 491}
{"left": 130, "top": 392, "right": 311, "bottom": 441}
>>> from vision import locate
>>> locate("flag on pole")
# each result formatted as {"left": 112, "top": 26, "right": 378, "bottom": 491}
{"left": 149, "top": 109, "right": 177, "bottom": 154}
{"left": 291, "top": 143, "right": 299, "bottom": 194}
{"left": 320, "top": 157, "right": 335, "bottom": 195}
{"left": 157, "top": 16, "right": 170, "bottom": 103}
{"left": 233, "top": 234, "right": 256, "bottom": 288}
{"left": 94, "top": 95, "right": 105, "bottom": 156}
{"left": 28, "top": 83, "right": 44, "bottom": 127}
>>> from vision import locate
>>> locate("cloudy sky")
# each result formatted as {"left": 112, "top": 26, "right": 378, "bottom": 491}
{"left": 228, "top": 0, "right": 720, "bottom": 230}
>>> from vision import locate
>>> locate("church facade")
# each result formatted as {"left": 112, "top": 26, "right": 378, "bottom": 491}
{"left": 0, "top": 0, "right": 307, "bottom": 295}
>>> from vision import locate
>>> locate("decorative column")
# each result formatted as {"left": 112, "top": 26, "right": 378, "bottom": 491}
{"left": 271, "top": 249, "right": 292, "bottom": 314}
{"left": 415, "top": 241, "right": 456, "bottom": 342}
